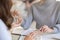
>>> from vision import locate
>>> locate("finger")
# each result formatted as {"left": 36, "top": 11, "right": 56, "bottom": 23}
{"left": 17, "top": 18, "right": 22, "bottom": 24}
{"left": 42, "top": 27, "right": 46, "bottom": 32}
{"left": 43, "top": 28, "right": 48, "bottom": 32}
{"left": 40, "top": 26, "right": 45, "bottom": 32}
{"left": 41, "top": 25, "right": 48, "bottom": 31}
{"left": 40, "top": 27, "right": 43, "bottom": 31}
{"left": 28, "top": 32, "right": 34, "bottom": 38}
{"left": 30, "top": 32, "right": 36, "bottom": 36}
{"left": 29, "top": 31, "right": 37, "bottom": 38}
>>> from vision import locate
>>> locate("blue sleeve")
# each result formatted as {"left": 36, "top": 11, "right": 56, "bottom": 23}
{"left": 53, "top": 8, "right": 60, "bottom": 33}
{"left": 0, "top": 19, "right": 12, "bottom": 40}
{"left": 21, "top": 7, "right": 33, "bottom": 30}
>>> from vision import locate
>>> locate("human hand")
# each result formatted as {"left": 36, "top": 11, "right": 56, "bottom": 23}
{"left": 24, "top": 30, "right": 43, "bottom": 40}
{"left": 11, "top": 10, "right": 20, "bottom": 17}
{"left": 40, "top": 25, "right": 54, "bottom": 33}
{"left": 11, "top": 10, "right": 23, "bottom": 28}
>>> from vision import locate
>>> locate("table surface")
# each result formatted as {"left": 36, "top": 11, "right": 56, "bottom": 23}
{"left": 12, "top": 32, "right": 60, "bottom": 40}
{"left": 11, "top": 25, "right": 60, "bottom": 40}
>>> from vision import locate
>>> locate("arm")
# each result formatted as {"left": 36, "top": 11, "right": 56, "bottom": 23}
{"left": 0, "top": 19, "right": 12, "bottom": 40}
{"left": 41, "top": 5, "right": 60, "bottom": 33}
{"left": 52, "top": 4, "right": 60, "bottom": 33}
{"left": 53, "top": 11, "right": 60, "bottom": 33}
{"left": 40, "top": 9, "right": 60, "bottom": 33}
{"left": 21, "top": 6, "right": 33, "bottom": 30}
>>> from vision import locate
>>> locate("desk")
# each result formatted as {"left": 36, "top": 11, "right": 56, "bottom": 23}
{"left": 11, "top": 28, "right": 35, "bottom": 40}
{"left": 11, "top": 26, "right": 60, "bottom": 40}
{"left": 36, "top": 33, "right": 60, "bottom": 40}
{"left": 11, "top": 29, "right": 60, "bottom": 40}
{"left": 11, "top": 27, "right": 26, "bottom": 40}
{"left": 11, "top": 33, "right": 26, "bottom": 40}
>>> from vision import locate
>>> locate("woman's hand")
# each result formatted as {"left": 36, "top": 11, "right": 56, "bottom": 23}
{"left": 24, "top": 35, "right": 35, "bottom": 40}
{"left": 24, "top": 30, "right": 43, "bottom": 40}
{"left": 11, "top": 17, "right": 22, "bottom": 27}
{"left": 24, "top": 31, "right": 37, "bottom": 40}
{"left": 40, "top": 25, "right": 54, "bottom": 33}
{"left": 11, "top": 10, "right": 23, "bottom": 29}
{"left": 11, "top": 10, "right": 20, "bottom": 17}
